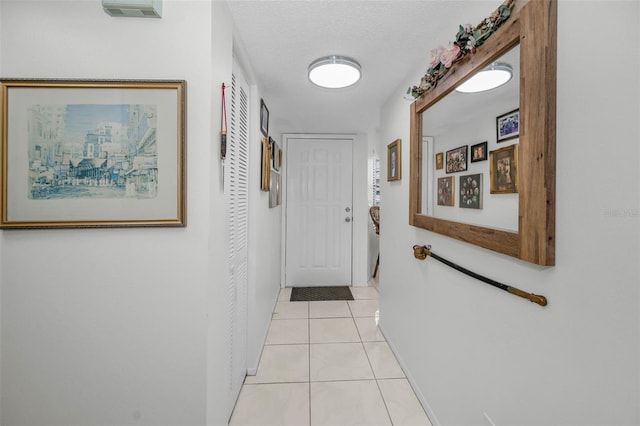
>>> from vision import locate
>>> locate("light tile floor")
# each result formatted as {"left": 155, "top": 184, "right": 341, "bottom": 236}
{"left": 230, "top": 286, "right": 432, "bottom": 426}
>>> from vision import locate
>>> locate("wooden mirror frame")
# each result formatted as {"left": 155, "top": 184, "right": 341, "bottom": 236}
{"left": 409, "top": 0, "right": 556, "bottom": 266}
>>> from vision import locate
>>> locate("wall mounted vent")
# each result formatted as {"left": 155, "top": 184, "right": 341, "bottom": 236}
{"left": 102, "top": 0, "right": 162, "bottom": 18}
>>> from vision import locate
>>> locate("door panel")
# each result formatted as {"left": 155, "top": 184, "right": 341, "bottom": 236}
{"left": 226, "top": 65, "right": 249, "bottom": 418}
{"left": 285, "top": 137, "right": 353, "bottom": 286}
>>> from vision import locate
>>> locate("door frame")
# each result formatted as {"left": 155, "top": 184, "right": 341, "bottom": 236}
{"left": 280, "top": 133, "right": 369, "bottom": 288}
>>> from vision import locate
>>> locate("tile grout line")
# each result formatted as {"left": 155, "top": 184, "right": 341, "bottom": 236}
{"left": 360, "top": 307, "right": 395, "bottom": 426}
{"left": 264, "top": 294, "right": 388, "bottom": 425}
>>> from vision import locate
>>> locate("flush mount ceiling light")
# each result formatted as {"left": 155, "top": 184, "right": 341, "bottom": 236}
{"left": 456, "top": 62, "right": 513, "bottom": 93}
{"left": 308, "top": 56, "right": 361, "bottom": 89}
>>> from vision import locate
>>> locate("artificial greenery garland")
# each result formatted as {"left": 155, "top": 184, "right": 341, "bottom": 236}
{"left": 409, "top": 0, "right": 515, "bottom": 99}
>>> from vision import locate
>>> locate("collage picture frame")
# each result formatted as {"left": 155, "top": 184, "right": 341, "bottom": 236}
{"left": 445, "top": 145, "right": 468, "bottom": 174}
{"left": 459, "top": 173, "right": 483, "bottom": 209}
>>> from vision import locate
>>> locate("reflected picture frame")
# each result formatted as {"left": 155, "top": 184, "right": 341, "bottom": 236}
{"left": 445, "top": 145, "right": 468, "bottom": 174}
{"left": 459, "top": 173, "right": 483, "bottom": 209}
{"left": 0, "top": 79, "right": 186, "bottom": 229}
{"left": 490, "top": 144, "right": 518, "bottom": 194}
{"left": 435, "top": 152, "right": 444, "bottom": 170}
{"left": 496, "top": 108, "right": 519, "bottom": 142}
{"left": 437, "top": 176, "right": 454, "bottom": 206}
{"left": 470, "top": 141, "right": 488, "bottom": 163}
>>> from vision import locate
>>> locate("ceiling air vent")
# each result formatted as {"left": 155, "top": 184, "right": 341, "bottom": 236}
{"left": 102, "top": 0, "right": 162, "bottom": 18}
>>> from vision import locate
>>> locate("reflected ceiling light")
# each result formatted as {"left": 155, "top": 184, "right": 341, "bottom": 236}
{"left": 455, "top": 62, "right": 513, "bottom": 93}
{"left": 308, "top": 55, "right": 361, "bottom": 89}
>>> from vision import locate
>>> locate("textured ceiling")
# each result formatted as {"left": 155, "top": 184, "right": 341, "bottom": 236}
{"left": 227, "top": 0, "right": 503, "bottom": 135}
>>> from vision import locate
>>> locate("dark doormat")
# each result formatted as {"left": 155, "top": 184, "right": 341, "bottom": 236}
{"left": 290, "top": 286, "right": 354, "bottom": 302}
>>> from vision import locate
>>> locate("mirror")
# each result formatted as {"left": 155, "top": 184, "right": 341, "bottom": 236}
{"left": 422, "top": 45, "right": 520, "bottom": 231}
{"left": 409, "top": 0, "right": 557, "bottom": 266}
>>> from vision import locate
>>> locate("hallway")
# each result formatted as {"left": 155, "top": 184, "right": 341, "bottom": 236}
{"left": 230, "top": 286, "right": 432, "bottom": 426}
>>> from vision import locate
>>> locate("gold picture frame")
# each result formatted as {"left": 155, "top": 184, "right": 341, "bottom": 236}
{"left": 437, "top": 176, "right": 454, "bottom": 206}
{"left": 387, "top": 138, "right": 401, "bottom": 181}
{"left": 489, "top": 144, "right": 518, "bottom": 194}
{"left": 261, "top": 137, "right": 270, "bottom": 191}
{"left": 435, "top": 152, "right": 444, "bottom": 170}
{"left": 0, "top": 79, "right": 186, "bottom": 229}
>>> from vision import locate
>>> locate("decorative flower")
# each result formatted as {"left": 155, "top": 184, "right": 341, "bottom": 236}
{"left": 428, "top": 47, "right": 442, "bottom": 68}
{"left": 465, "top": 35, "right": 477, "bottom": 54}
{"left": 440, "top": 42, "right": 461, "bottom": 68}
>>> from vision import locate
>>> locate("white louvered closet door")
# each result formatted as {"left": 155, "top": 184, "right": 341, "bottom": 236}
{"left": 227, "top": 62, "right": 250, "bottom": 417}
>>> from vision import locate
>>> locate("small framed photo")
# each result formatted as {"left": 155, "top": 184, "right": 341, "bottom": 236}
{"left": 490, "top": 144, "right": 518, "bottom": 194}
{"left": 459, "top": 173, "right": 483, "bottom": 209}
{"left": 445, "top": 145, "right": 468, "bottom": 174}
{"left": 496, "top": 109, "right": 519, "bottom": 142}
{"left": 435, "top": 152, "right": 444, "bottom": 170}
{"left": 269, "top": 137, "right": 281, "bottom": 171}
{"left": 0, "top": 79, "right": 186, "bottom": 229}
{"left": 387, "top": 138, "right": 401, "bottom": 181}
{"left": 437, "top": 176, "right": 455, "bottom": 206}
{"left": 260, "top": 98, "right": 269, "bottom": 137}
{"left": 269, "top": 171, "right": 280, "bottom": 208}
{"left": 470, "top": 141, "right": 488, "bottom": 162}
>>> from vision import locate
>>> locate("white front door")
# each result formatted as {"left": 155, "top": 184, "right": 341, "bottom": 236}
{"left": 285, "top": 137, "right": 353, "bottom": 287}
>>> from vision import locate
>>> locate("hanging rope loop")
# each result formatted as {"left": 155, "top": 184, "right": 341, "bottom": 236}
{"left": 220, "top": 83, "right": 228, "bottom": 160}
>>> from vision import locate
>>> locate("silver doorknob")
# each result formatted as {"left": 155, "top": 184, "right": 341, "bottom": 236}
{"left": 345, "top": 207, "right": 351, "bottom": 212}
{"left": 345, "top": 217, "right": 352, "bottom": 223}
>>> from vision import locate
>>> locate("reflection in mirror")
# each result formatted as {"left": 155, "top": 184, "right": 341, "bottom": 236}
{"left": 421, "top": 45, "right": 519, "bottom": 232}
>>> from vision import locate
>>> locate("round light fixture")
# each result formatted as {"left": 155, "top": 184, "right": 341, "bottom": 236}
{"left": 308, "top": 55, "right": 361, "bottom": 89}
{"left": 455, "top": 62, "right": 513, "bottom": 93}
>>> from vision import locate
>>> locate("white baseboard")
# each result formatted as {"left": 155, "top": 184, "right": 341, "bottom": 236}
{"left": 246, "top": 287, "right": 281, "bottom": 376}
{"left": 378, "top": 322, "right": 441, "bottom": 426}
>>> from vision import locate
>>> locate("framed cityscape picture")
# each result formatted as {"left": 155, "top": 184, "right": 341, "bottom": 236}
{"left": 0, "top": 79, "right": 186, "bottom": 228}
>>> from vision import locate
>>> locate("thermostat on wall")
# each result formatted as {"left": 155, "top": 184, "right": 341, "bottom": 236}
{"left": 102, "top": 0, "right": 162, "bottom": 18}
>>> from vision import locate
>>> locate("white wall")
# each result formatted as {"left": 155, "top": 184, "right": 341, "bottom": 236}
{"left": 207, "top": 1, "right": 235, "bottom": 424}
{"left": 377, "top": 1, "right": 640, "bottom": 425}
{"left": 428, "top": 99, "right": 519, "bottom": 231}
{"left": 0, "top": 1, "right": 236, "bottom": 424}
{"left": 247, "top": 89, "right": 283, "bottom": 373}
